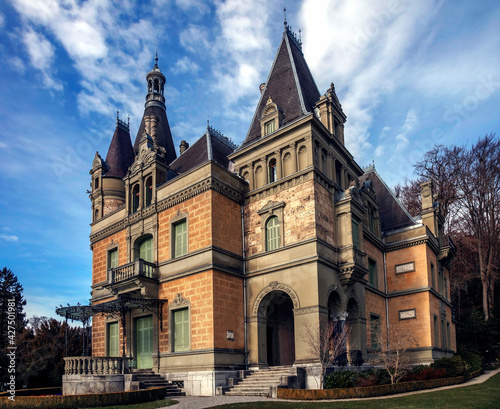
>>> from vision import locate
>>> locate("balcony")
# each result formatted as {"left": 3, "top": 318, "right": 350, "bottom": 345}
{"left": 438, "top": 235, "right": 456, "bottom": 263}
{"left": 338, "top": 246, "right": 368, "bottom": 287}
{"left": 106, "top": 259, "right": 158, "bottom": 297}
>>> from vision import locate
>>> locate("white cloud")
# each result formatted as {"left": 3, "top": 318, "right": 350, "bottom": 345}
{"left": 375, "top": 145, "right": 384, "bottom": 156}
{"left": 171, "top": 56, "right": 200, "bottom": 75}
{"left": 0, "top": 234, "right": 19, "bottom": 242}
{"left": 20, "top": 27, "right": 63, "bottom": 91}
{"left": 394, "top": 108, "right": 418, "bottom": 151}
{"left": 0, "top": 141, "right": 7, "bottom": 149}
{"left": 180, "top": 25, "right": 211, "bottom": 53}
{"left": 8, "top": 56, "right": 26, "bottom": 73}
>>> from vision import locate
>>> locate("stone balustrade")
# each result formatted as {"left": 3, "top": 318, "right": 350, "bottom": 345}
{"left": 64, "top": 356, "right": 132, "bottom": 375}
{"left": 109, "top": 258, "right": 157, "bottom": 284}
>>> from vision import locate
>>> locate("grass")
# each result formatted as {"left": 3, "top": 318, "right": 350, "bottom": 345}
{"left": 211, "top": 372, "right": 500, "bottom": 409}
{"left": 81, "top": 399, "right": 178, "bottom": 409}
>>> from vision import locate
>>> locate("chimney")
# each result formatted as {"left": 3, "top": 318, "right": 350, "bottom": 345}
{"left": 179, "top": 140, "right": 189, "bottom": 154}
{"left": 259, "top": 83, "right": 266, "bottom": 94}
{"left": 420, "top": 181, "right": 438, "bottom": 236}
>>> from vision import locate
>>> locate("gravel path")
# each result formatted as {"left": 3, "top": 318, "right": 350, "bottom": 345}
{"left": 160, "top": 368, "right": 500, "bottom": 409}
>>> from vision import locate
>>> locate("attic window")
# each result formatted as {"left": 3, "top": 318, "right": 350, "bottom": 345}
{"left": 265, "top": 120, "right": 275, "bottom": 135}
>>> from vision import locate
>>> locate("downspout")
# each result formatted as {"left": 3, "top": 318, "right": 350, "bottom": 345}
{"left": 383, "top": 252, "right": 389, "bottom": 348}
{"left": 241, "top": 204, "right": 248, "bottom": 370}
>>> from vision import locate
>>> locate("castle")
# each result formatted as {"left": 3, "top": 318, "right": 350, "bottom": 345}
{"left": 62, "top": 22, "right": 456, "bottom": 395}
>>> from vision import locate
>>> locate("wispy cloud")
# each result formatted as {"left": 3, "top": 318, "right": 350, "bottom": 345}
{"left": 0, "top": 234, "right": 19, "bottom": 242}
{"left": 171, "top": 56, "right": 200, "bottom": 75}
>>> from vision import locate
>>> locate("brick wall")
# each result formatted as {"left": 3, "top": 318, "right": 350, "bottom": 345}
{"left": 212, "top": 192, "right": 243, "bottom": 255}
{"left": 213, "top": 271, "right": 244, "bottom": 349}
{"left": 386, "top": 244, "right": 429, "bottom": 293}
{"left": 314, "top": 182, "right": 335, "bottom": 246}
{"left": 365, "top": 290, "right": 387, "bottom": 350}
{"left": 92, "top": 230, "right": 128, "bottom": 285}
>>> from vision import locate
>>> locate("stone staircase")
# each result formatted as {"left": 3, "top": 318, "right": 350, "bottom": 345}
{"left": 131, "top": 370, "right": 185, "bottom": 396}
{"left": 225, "top": 366, "right": 301, "bottom": 397}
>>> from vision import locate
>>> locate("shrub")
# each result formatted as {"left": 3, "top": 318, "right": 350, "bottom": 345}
{"left": 431, "top": 355, "right": 466, "bottom": 377}
{"left": 324, "top": 370, "right": 363, "bottom": 389}
{"left": 402, "top": 366, "right": 447, "bottom": 381}
{"left": 458, "top": 351, "right": 483, "bottom": 373}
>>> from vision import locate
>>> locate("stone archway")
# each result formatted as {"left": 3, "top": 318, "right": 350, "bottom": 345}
{"left": 257, "top": 290, "right": 295, "bottom": 366}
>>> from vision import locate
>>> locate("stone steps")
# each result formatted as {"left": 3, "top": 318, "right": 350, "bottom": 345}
{"left": 131, "top": 371, "right": 185, "bottom": 396}
{"left": 225, "top": 367, "right": 295, "bottom": 397}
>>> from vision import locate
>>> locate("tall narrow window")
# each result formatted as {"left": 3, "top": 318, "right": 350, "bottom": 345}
{"left": 434, "top": 315, "right": 439, "bottom": 346}
{"left": 444, "top": 277, "right": 448, "bottom": 300}
{"left": 268, "top": 159, "right": 277, "bottom": 183}
{"left": 132, "top": 184, "right": 140, "bottom": 213}
{"left": 173, "top": 308, "right": 189, "bottom": 352}
{"left": 352, "top": 218, "right": 359, "bottom": 248}
{"left": 108, "top": 248, "right": 118, "bottom": 269}
{"left": 441, "top": 319, "right": 446, "bottom": 348}
{"left": 145, "top": 177, "right": 153, "bottom": 207}
{"left": 369, "top": 259, "right": 377, "bottom": 288}
{"left": 431, "top": 263, "right": 436, "bottom": 289}
{"left": 173, "top": 220, "right": 187, "bottom": 258}
{"left": 446, "top": 322, "right": 451, "bottom": 349}
{"left": 370, "top": 314, "right": 380, "bottom": 351}
{"left": 107, "top": 322, "right": 119, "bottom": 357}
{"left": 266, "top": 216, "right": 280, "bottom": 251}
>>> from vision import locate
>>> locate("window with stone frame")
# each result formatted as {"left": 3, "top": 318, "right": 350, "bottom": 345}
{"left": 434, "top": 314, "right": 439, "bottom": 346}
{"left": 170, "top": 211, "right": 188, "bottom": 258}
{"left": 265, "top": 216, "right": 280, "bottom": 251}
{"left": 265, "top": 120, "right": 276, "bottom": 135}
{"left": 108, "top": 247, "right": 118, "bottom": 269}
{"left": 268, "top": 158, "right": 277, "bottom": 183}
{"left": 132, "top": 184, "right": 140, "bottom": 213}
{"left": 107, "top": 321, "right": 119, "bottom": 357}
{"left": 352, "top": 218, "right": 360, "bottom": 248}
{"left": 257, "top": 200, "right": 285, "bottom": 253}
{"left": 173, "top": 308, "right": 189, "bottom": 352}
{"left": 145, "top": 176, "right": 153, "bottom": 207}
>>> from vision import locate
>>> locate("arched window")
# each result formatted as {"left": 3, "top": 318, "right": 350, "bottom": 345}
{"left": 132, "top": 184, "right": 140, "bottom": 213}
{"left": 145, "top": 177, "right": 153, "bottom": 207}
{"left": 94, "top": 177, "right": 99, "bottom": 190}
{"left": 268, "top": 159, "right": 277, "bottom": 183}
{"left": 266, "top": 216, "right": 280, "bottom": 251}
{"left": 139, "top": 236, "right": 153, "bottom": 262}
{"left": 94, "top": 208, "right": 99, "bottom": 222}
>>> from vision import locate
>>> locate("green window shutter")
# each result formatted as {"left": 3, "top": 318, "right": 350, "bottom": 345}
{"left": 174, "top": 221, "right": 187, "bottom": 258}
{"left": 109, "top": 249, "right": 118, "bottom": 269}
{"left": 266, "top": 216, "right": 280, "bottom": 251}
{"left": 173, "top": 308, "right": 189, "bottom": 352}
{"left": 108, "top": 322, "right": 119, "bottom": 357}
{"left": 140, "top": 238, "right": 153, "bottom": 262}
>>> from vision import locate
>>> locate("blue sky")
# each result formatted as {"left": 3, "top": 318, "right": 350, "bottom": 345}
{"left": 0, "top": 0, "right": 499, "bottom": 320}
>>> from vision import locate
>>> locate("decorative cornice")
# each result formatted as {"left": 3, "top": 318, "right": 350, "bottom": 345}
{"left": 252, "top": 281, "right": 300, "bottom": 317}
{"left": 386, "top": 238, "right": 427, "bottom": 252}
{"left": 90, "top": 175, "right": 244, "bottom": 243}
{"left": 169, "top": 293, "right": 190, "bottom": 309}
{"left": 293, "top": 305, "right": 328, "bottom": 316}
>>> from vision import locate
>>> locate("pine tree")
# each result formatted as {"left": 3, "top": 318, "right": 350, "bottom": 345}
{"left": 0, "top": 267, "right": 27, "bottom": 349}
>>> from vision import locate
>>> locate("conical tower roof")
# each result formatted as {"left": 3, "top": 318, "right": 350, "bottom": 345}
{"left": 241, "top": 24, "right": 321, "bottom": 149}
{"left": 133, "top": 56, "right": 177, "bottom": 164}
{"left": 105, "top": 116, "right": 135, "bottom": 178}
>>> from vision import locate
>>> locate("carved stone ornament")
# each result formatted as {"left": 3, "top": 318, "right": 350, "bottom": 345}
{"left": 257, "top": 200, "right": 285, "bottom": 215}
{"left": 171, "top": 293, "right": 190, "bottom": 308}
{"left": 252, "top": 281, "right": 300, "bottom": 317}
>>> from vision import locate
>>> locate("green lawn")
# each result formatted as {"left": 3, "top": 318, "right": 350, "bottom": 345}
{"left": 212, "top": 372, "right": 500, "bottom": 409}
{"left": 81, "top": 399, "right": 178, "bottom": 409}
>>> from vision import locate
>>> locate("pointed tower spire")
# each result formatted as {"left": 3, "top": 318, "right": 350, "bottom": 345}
{"left": 105, "top": 112, "right": 134, "bottom": 178}
{"left": 133, "top": 54, "right": 177, "bottom": 164}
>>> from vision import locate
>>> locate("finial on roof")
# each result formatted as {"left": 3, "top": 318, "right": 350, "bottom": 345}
{"left": 116, "top": 109, "right": 119, "bottom": 123}
{"left": 284, "top": 7, "right": 287, "bottom": 26}
{"left": 207, "top": 115, "right": 210, "bottom": 130}
{"left": 155, "top": 38, "right": 159, "bottom": 67}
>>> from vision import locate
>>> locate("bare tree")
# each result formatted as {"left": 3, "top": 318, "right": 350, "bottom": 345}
{"left": 301, "top": 318, "right": 348, "bottom": 388}
{"left": 371, "top": 324, "right": 418, "bottom": 384}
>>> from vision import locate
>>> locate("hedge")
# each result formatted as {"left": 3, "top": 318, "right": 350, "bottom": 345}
{"left": 0, "top": 387, "right": 61, "bottom": 397}
{"left": 277, "top": 370, "right": 482, "bottom": 400}
{"left": 0, "top": 386, "right": 168, "bottom": 409}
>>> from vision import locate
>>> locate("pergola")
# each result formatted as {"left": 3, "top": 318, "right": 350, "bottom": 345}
{"left": 56, "top": 297, "right": 167, "bottom": 357}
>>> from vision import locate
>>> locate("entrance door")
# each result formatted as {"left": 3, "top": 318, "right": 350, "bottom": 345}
{"left": 261, "top": 291, "right": 295, "bottom": 366}
{"left": 135, "top": 316, "right": 153, "bottom": 369}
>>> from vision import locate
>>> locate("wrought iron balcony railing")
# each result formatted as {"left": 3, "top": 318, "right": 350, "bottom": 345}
{"left": 109, "top": 259, "right": 157, "bottom": 284}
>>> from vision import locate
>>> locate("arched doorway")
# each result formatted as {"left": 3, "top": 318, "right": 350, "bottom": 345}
{"left": 328, "top": 291, "right": 348, "bottom": 365}
{"left": 258, "top": 291, "right": 295, "bottom": 366}
{"left": 347, "top": 297, "right": 363, "bottom": 365}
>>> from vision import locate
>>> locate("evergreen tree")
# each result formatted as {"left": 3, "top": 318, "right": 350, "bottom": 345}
{"left": 0, "top": 267, "right": 26, "bottom": 349}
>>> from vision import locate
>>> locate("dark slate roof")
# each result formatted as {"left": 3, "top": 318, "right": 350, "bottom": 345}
{"left": 104, "top": 123, "right": 135, "bottom": 178}
{"left": 169, "top": 127, "right": 236, "bottom": 174}
{"left": 359, "top": 168, "right": 416, "bottom": 232}
{"left": 241, "top": 26, "right": 321, "bottom": 149}
{"left": 133, "top": 105, "right": 177, "bottom": 164}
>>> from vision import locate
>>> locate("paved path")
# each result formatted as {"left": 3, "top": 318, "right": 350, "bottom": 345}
{"left": 160, "top": 368, "right": 500, "bottom": 409}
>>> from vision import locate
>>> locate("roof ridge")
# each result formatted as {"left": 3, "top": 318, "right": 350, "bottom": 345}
{"left": 284, "top": 30, "right": 307, "bottom": 115}
{"left": 366, "top": 167, "right": 417, "bottom": 224}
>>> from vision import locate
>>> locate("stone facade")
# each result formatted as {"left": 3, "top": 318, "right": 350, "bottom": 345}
{"left": 80, "top": 23, "right": 456, "bottom": 396}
